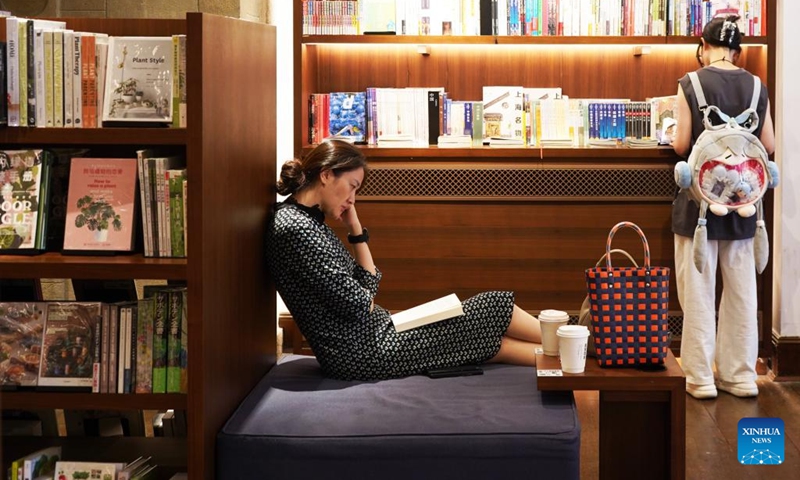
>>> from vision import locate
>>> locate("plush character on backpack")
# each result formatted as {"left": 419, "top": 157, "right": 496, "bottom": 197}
{"left": 674, "top": 71, "right": 779, "bottom": 274}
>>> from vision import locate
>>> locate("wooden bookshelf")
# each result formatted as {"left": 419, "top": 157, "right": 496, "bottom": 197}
{"left": 0, "top": 13, "right": 277, "bottom": 480}
{"left": 0, "top": 127, "right": 187, "bottom": 145}
{"left": 0, "top": 254, "right": 187, "bottom": 279}
{"left": 1, "top": 392, "right": 186, "bottom": 411}
{"left": 302, "top": 34, "right": 770, "bottom": 46}
{"left": 293, "top": 1, "right": 776, "bottom": 353}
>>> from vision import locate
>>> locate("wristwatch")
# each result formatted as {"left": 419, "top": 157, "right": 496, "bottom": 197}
{"left": 347, "top": 228, "right": 369, "bottom": 244}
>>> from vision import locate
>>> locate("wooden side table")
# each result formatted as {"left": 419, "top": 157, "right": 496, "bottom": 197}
{"left": 536, "top": 350, "right": 686, "bottom": 480}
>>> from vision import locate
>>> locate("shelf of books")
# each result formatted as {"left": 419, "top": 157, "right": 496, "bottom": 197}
{"left": 1, "top": 13, "right": 277, "bottom": 480}
{"left": 301, "top": 145, "right": 683, "bottom": 160}
{"left": 302, "top": 35, "right": 770, "bottom": 46}
{"left": 295, "top": 1, "right": 773, "bottom": 153}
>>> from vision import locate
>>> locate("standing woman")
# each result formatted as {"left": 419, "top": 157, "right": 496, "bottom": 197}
{"left": 672, "top": 16, "right": 775, "bottom": 399}
{"left": 265, "top": 140, "right": 542, "bottom": 381}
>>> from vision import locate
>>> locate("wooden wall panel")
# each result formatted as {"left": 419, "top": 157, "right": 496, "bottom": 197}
{"left": 334, "top": 201, "right": 679, "bottom": 313}
{"left": 309, "top": 43, "right": 765, "bottom": 104}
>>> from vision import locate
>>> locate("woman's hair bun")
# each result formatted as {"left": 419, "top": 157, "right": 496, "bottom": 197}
{"left": 276, "top": 159, "right": 306, "bottom": 196}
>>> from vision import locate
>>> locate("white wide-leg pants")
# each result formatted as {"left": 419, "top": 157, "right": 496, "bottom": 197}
{"left": 674, "top": 234, "right": 758, "bottom": 386}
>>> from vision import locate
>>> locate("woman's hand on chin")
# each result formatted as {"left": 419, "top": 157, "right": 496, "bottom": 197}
{"left": 341, "top": 205, "right": 361, "bottom": 232}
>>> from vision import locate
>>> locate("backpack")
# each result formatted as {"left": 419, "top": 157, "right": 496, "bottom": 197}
{"left": 674, "top": 71, "right": 779, "bottom": 274}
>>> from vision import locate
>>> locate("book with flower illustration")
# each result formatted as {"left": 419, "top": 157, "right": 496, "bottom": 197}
{"left": 0, "top": 149, "right": 50, "bottom": 253}
{"left": 37, "top": 302, "right": 102, "bottom": 389}
{"left": 63, "top": 157, "right": 138, "bottom": 253}
{"left": 102, "top": 36, "right": 173, "bottom": 124}
{"left": 0, "top": 302, "right": 47, "bottom": 389}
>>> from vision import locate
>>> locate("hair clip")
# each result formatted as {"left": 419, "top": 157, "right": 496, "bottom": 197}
{"left": 721, "top": 19, "right": 737, "bottom": 42}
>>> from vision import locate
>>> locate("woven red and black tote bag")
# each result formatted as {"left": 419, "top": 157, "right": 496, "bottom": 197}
{"left": 584, "top": 222, "right": 671, "bottom": 367}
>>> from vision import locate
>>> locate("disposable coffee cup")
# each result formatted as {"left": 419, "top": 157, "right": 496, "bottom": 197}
{"left": 557, "top": 325, "right": 590, "bottom": 374}
{"left": 538, "top": 309, "right": 570, "bottom": 356}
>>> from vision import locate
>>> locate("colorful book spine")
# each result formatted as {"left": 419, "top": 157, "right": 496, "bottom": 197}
{"left": 6, "top": 17, "right": 20, "bottom": 126}
{"left": 108, "top": 304, "right": 118, "bottom": 395}
{"left": 166, "top": 288, "right": 184, "bottom": 393}
{"left": 167, "top": 169, "right": 186, "bottom": 257}
{"left": 44, "top": 29, "right": 54, "bottom": 128}
{"left": 135, "top": 297, "right": 155, "bottom": 393}
{"left": 180, "top": 288, "right": 188, "bottom": 393}
{"left": 63, "top": 31, "right": 74, "bottom": 127}
{"left": 81, "top": 33, "right": 97, "bottom": 128}
{"left": 71, "top": 33, "right": 82, "bottom": 127}
{"left": 53, "top": 30, "right": 64, "bottom": 128}
{"left": 149, "top": 288, "right": 168, "bottom": 393}
{"left": 26, "top": 20, "right": 35, "bottom": 127}
{"left": 17, "top": 20, "right": 27, "bottom": 127}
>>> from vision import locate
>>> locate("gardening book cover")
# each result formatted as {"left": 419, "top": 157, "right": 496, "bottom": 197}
{"left": 102, "top": 36, "right": 173, "bottom": 124}
{"left": 37, "top": 302, "right": 102, "bottom": 389}
{"left": 54, "top": 461, "right": 123, "bottom": 480}
{"left": 0, "top": 302, "right": 46, "bottom": 389}
{"left": 390, "top": 293, "right": 464, "bottom": 332}
{"left": 63, "top": 157, "right": 138, "bottom": 253}
{"left": 0, "top": 149, "right": 49, "bottom": 252}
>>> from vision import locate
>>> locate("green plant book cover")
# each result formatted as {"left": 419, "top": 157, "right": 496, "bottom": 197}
{"left": 63, "top": 157, "right": 137, "bottom": 252}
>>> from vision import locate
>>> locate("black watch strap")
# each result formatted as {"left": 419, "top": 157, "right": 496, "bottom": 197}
{"left": 347, "top": 228, "right": 369, "bottom": 244}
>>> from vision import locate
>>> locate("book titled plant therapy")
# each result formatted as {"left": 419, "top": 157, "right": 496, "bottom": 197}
{"left": 63, "top": 157, "right": 137, "bottom": 252}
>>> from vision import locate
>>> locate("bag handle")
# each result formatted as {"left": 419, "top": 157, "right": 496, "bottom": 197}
{"left": 605, "top": 222, "right": 651, "bottom": 269}
{"left": 595, "top": 248, "right": 639, "bottom": 268}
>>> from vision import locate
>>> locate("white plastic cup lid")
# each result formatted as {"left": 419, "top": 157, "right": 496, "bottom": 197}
{"left": 557, "top": 325, "right": 589, "bottom": 338}
{"left": 539, "top": 309, "right": 569, "bottom": 322}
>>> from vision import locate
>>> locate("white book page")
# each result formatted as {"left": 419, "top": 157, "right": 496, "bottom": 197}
{"left": 391, "top": 293, "right": 463, "bottom": 332}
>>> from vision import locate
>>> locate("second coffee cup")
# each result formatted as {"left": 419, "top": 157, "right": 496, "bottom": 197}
{"left": 538, "top": 309, "right": 570, "bottom": 356}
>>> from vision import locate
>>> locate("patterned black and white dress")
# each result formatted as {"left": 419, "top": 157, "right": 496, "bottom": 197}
{"left": 265, "top": 199, "right": 514, "bottom": 380}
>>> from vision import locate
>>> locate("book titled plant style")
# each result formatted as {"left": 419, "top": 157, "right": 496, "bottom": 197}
{"left": 63, "top": 158, "right": 137, "bottom": 253}
{"left": 38, "top": 302, "right": 102, "bottom": 388}
{"left": 0, "top": 149, "right": 48, "bottom": 252}
{"left": 102, "top": 36, "right": 173, "bottom": 123}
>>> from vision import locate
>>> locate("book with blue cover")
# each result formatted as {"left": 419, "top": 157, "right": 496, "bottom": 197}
{"left": 328, "top": 92, "right": 367, "bottom": 143}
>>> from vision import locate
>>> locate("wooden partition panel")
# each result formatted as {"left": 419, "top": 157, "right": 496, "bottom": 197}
{"left": 188, "top": 14, "right": 276, "bottom": 479}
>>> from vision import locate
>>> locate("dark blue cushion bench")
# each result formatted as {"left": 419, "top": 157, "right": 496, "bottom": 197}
{"left": 217, "top": 355, "right": 580, "bottom": 479}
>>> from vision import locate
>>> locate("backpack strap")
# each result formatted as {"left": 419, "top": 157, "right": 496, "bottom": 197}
{"left": 688, "top": 72, "right": 708, "bottom": 109}
{"left": 688, "top": 71, "right": 760, "bottom": 133}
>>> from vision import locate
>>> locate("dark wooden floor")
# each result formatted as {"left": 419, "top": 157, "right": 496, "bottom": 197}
{"left": 575, "top": 375, "right": 800, "bottom": 479}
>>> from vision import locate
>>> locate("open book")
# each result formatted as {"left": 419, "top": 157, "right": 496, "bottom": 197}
{"left": 390, "top": 294, "right": 464, "bottom": 332}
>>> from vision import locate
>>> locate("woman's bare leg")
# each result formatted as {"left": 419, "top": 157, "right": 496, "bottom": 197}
{"left": 487, "top": 336, "right": 538, "bottom": 366}
{"left": 504, "top": 305, "right": 542, "bottom": 343}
